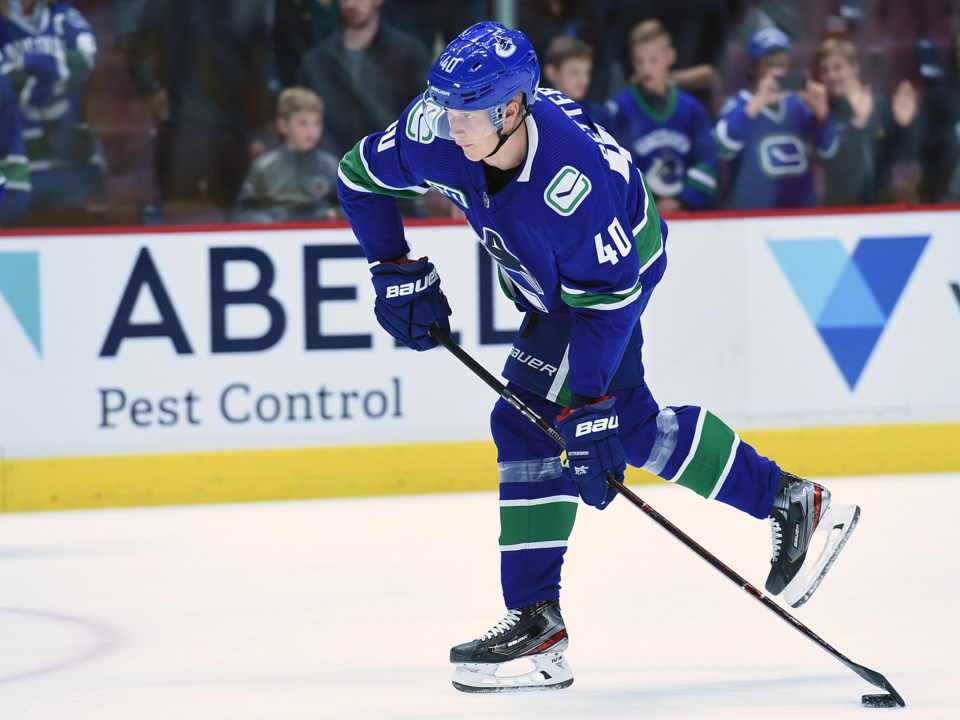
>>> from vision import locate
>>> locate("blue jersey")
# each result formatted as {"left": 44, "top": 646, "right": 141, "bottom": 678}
{"left": 338, "top": 88, "right": 667, "bottom": 401}
{"left": 0, "top": 71, "right": 30, "bottom": 224}
{"left": 605, "top": 84, "right": 718, "bottom": 209}
{"left": 0, "top": 2, "right": 100, "bottom": 172}
{"left": 714, "top": 91, "right": 838, "bottom": 209}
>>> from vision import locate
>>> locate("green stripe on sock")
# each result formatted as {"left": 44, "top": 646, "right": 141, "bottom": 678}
{"left": 674, "top": 411, "right": 737, "bottom": 498}
{"left": 499, "top": 500, "right": 578, "bottom": 547}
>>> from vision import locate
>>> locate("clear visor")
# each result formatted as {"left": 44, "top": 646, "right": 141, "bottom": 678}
{"left": 423, "top": 96, "right": 504, "bottom": 142}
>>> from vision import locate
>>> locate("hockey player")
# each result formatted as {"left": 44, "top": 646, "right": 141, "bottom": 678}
{"left": 714, "top": 27, "right": 838, "bottom": 209}
{"left": 338, "top": 22, "right": 859, "bottom": 693}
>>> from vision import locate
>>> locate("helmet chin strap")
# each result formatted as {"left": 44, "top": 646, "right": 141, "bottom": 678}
{"left": 484, "top": 106, "right": 532, "bottom": 159}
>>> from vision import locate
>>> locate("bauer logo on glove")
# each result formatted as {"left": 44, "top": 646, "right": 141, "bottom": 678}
{"left": 370, "top": 257, "right": 452, "bottom": 351}
{"left": 382, "top": 266, "right": 440, "bottom": 298}
{"left": 573, "top": 415, "right": 619, "bottom": 437}
{"left": 557, "top": 397, "right": 625, "bottom": 510}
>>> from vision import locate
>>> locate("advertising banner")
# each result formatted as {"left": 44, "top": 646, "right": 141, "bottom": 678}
{"left": 1, "top": 208, "right": 958, "bottom": 508}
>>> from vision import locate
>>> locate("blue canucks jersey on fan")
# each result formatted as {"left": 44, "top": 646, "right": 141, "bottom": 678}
{"left": 0, "top": 2, "right": 101, "bottom": 179}
{"left": 0, "top": 70, "right": 30, "bottom": 225}
{"left": 605, "top": 84, "right": 718, "bottom": 209}
{"left": 339, "top": 87, "right": 667, "bottom": 402}
{"left": 714, "top": 91, "right": 838, "bottom": 208}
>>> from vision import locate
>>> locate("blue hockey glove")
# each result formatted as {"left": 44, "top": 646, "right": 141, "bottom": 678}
{"left": 370, "top": 257, "right": 451, "bottom": 351}
{"left": 557, "top": 397, "right": 625, "bottom": 510}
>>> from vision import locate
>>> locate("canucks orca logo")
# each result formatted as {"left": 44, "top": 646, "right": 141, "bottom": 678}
{"left": 644, "top": 150, "right": 684, "bottom": 197}
{"left": 769, "top": 235, "right": 929, "bottom": 389}
{"left": 482, "top": 228, "right": 542, "bottom": 293}
{"left": 495, "top": 36, "right": 517, "bottom": 58}
{"left": 0, "top": 250, "right": 42, "bottom": 356}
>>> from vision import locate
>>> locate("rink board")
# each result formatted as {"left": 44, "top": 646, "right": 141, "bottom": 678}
{"left": 1, "top": 207, "right": 959, "bottom": 511}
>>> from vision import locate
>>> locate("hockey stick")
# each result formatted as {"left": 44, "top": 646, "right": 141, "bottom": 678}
{"left": 428, "top": 323, "right": 905, "bottom": 707}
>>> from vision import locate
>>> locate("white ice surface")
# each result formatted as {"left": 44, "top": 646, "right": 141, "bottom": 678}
{"left": 1, "top": 473, "right": 958, "bottom": 719}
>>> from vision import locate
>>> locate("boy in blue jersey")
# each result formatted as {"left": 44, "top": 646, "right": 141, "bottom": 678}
{"left": 0, "top": 0, "right": 104, "bottom": 225}
{"left": 605, "top": 20, "right": 718, "bottom": 212}
{"left": 0, "top": 69, "right": 30, "bottom": 226}
{"left": 338, "top": 22, "right": 860, "bottom": 692}
{"left": 714, "top": 27, "right": 838, "bottom": 209}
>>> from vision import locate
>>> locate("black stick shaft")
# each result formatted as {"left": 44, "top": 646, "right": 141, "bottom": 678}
{"left": 428, "top": 323, "right": 904, "bottom": 706}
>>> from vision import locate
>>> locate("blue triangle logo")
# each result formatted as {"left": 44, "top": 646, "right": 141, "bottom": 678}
{"left": 769, "top": 235, "right": 928, "bottom": 389}
{"left": 0, "top": 251, "right": 42, "bottom": 356}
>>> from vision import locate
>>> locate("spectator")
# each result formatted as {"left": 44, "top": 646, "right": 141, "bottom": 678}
{"left": 0, "top": 0, "right": 104, "bottom": 226}
{"left": 815, "top": 37, "right": 919, "bottom": 206}
{"left": 714, "top": 27, "right": 837, "bottom": 209}
{"left": 120, "top": 0, "right": 275, "bottom": 218}
{"left": 918, "top": 30, "right": 960, "bottom": 202}
{"left": 541, "top": 35, "right": 609, "bottom": 124}
{"left": 296, "top": 0, "right": 431, "bottom": 160}
{"left": 605, "top": 20, "right": 718, "bottom": 212}
{"left": 0, "top": 69, "right": 30, "bottom": 226}
{"left": 233, "top": 87, "right": 341, "bottom": 223}
{"left": 274, "top": 0, "right": 341, "bottom": 89}
{"left": 609, "top": 0, "right": 730, "bottom": 115}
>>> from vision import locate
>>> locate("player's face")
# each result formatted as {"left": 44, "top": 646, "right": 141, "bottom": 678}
{"left": 280, "top": 111, "right": 323, "bottom": 152}
{"left": 446, "top": 108, "right": 499, "bottom": 161}
{"left": 631, "top": 38, "right": 676, "bottom": 94}
{"left": 818, "top": 54, "right": 857, "bottom": 97}
{"left": 552, "top": 58, "right": 592, "bottom": 102}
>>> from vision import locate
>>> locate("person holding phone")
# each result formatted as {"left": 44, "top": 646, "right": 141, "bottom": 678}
{"left": 714, "top": 27, "right": 837, "bottom": 208}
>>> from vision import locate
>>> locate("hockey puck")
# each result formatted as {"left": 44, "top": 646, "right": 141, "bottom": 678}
{"left": 862, "top": 693, "right": 899, "bottom": 708}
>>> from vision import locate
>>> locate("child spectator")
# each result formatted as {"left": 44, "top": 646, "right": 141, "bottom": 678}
{"left": 0, "top": 69, "right": 30, "bottom": 226}
{"left": 815, "top": 37, "right": 919, "bottom": 206}
{"left": 233, "top": 87, "right": 341, "bottom": 223}
{"left": 0, "top": 0, "right": 104, "bottom": 226}
{"left": 604, "top": 20, "right": 718, "bottom": 212}
{"left": 542, "top": 35, "right": 610, "bottom": 125}
{"left": 714, "top": 27, "right": 837, "bottom": 209}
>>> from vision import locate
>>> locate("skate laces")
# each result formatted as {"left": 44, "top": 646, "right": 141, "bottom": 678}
{"left": 480, "top": 609, "right": 523, "bottom": 641}
{"left": 769, "top": 515, "right": 784, "bottom": 562}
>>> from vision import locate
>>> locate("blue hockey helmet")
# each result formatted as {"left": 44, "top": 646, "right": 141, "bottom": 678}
{"left": 424, "top": 22, "right": 539, "bottom": 131}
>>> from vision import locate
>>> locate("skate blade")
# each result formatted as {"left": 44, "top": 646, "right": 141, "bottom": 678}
{"left": 783, "top": 503, "right": 860, "bottom": 608}
{"left": 451, "top": 652, "right": 574, "bottom": 693}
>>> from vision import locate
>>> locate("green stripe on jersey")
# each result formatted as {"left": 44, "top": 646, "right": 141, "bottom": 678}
{"left": 499, "top": 498, "right": 578, "bottom": 548}
{"left": 560, "top": 277, "right": 642, "bottom": 309}
{"left": 636, "top": 173, "right": 664, "bottom": 272}
{"left": 0, "top": 160, "right": 30, "bottom": 186}
{"left": 673, "top": 411, "right": 738, "bottom": 498}
{"left": 339, "top": 139, "right": 426, "bottom": 199}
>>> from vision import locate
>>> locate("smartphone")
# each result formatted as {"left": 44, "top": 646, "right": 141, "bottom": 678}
{"left": 776, "top": 71, "right": 807, "bottom": 92}
{"left": 915, "top": 38, "right": 943, "bottom": 83}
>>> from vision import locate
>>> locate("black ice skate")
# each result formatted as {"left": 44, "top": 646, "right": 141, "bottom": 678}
{"left": 449, "top": 600, "right": 573, "bottom": 692}
{"left": 766, "top": 471, "right": 860, "bottom": 608}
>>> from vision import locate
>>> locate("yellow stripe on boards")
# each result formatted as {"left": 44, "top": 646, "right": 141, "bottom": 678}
{"left": 2, "top": 422, "right": 958, "bottom": 512}
{"left": 2, "top": 441, "right": 500, "bottom": 512}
